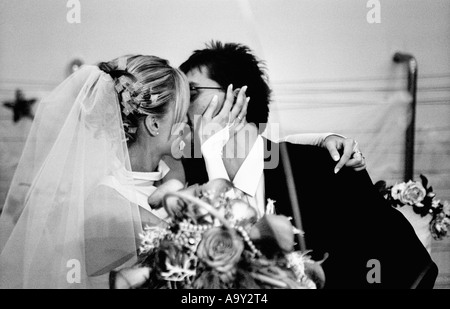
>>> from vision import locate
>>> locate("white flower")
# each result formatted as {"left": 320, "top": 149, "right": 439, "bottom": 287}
{"left": 432, "top": 199, "right": 441, "bottom": 208}
{"left": 391, "top": 182, "right": 407, "bottom": 201}
{"left": 443, "top": 201, "right": 450, "bottom": 217}
{"left": 139, "top": 225, "right": 168, "bottom": 254}
{"left": 397, "top": 180, "right": 426, "bottom": 206}
{"left": 286, "top": 251, "right": 306, "bottom": 279}
{"left": 443, "top": 217, "right": 450, "bottom": 227}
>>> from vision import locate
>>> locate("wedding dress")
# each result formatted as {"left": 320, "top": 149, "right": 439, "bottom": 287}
{"left": 0, "top": 65, "right": 166, "bottom": 288}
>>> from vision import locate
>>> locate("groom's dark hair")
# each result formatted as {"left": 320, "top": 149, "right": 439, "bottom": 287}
{"left": 180, "top": 41, "right": 271, "bottom": 131}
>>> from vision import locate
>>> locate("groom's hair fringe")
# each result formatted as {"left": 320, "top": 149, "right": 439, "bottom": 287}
{"left": 180, "top": 41, "right": 271, "bottom": 131}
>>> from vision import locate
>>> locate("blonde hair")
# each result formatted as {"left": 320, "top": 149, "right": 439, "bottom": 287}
{"left": 98, "top": 55, "right": 189, "bottom": 143}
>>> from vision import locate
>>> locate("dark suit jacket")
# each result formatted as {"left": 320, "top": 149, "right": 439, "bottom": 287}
{"left": 182, "top": 138, "right": 438, "bottom": 289}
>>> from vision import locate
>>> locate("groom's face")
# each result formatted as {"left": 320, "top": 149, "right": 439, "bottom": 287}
{"left": 185, "top": 66, "right": 226, "bottom": 127}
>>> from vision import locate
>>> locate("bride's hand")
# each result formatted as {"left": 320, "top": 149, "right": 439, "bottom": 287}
{"left": 198, "top": 84, "right": 249, "bottom": 145}
{"left": 322, "top": 135, "right": 366, "bottom": 173}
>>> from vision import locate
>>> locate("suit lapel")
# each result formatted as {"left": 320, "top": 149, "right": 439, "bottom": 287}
{"left": 262, "top": 138, "right": 293, "bottom": 217}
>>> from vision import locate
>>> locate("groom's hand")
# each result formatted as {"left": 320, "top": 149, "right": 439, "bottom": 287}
{"left": 323, "top": 135, "right": 366, "bottom": 173}
{"left": 148, "top": 179, "right": 184, "bottom": 209}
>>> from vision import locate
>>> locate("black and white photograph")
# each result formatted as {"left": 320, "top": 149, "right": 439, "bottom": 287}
{"left": 0, "top": 0, "right": 449, "bottom": 292}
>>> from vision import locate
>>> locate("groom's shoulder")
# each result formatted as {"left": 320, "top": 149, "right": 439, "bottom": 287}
{"left": 286, "top": 141, "right": 329, "bottom": 157}
{"left": 263, "top": 138, "right": 338, "bottom": 181}
{"left": 264, "top": 137, "right": 333, "bottom": 166}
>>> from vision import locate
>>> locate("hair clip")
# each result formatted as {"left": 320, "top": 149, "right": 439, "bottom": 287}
{"left": 150, "top": 94, "right": 159, "bottom": 103}
{"left": 115, "top": 83, "right": 124, "bottom": 93}
{"left": 132, "top": 82, "right": 144, "bottom": 93}
{"left": 134, "top": 90, "right": 146, "bottom": 103}
{"left": 122, "top": 91, "right": 131, "bottom": 103}
{"left": 118, "top": 76, "right": 132, "bottom": 89}
{"left": 122, "top": 102, "right": 133, "bottom": 116}
{"left": 117, "top": 57, "right": 127, "bottom": 71}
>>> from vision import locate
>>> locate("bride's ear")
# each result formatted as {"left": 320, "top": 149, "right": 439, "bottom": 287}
{"left": 145, "top": 115, "right": 160, "bottom": 137}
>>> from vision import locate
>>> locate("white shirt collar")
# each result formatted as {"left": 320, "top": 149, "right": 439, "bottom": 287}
{"left": 232, "top": 135, "right": 264, "bottom": 197}
{"left": 131, "top": 160, "right": 170, "bottom": 185}
{"left": 100, "top": 160, "right": 170, "bottom": 219}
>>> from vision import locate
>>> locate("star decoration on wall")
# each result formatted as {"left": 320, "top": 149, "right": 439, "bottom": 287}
{"left": 3, "top": 89, "right": 37, "bottom": 123}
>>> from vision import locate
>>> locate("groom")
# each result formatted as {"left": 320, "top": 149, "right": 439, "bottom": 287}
{"left": 179, "top": 41, "right": 437, "bottom": 289}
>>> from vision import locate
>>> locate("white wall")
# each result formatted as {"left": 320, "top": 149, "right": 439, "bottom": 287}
{"left": 1, "top": 1, "right": 449, "bottom": 81}
{"left": 1, "top": 0, "right": 449, "bottom": 287}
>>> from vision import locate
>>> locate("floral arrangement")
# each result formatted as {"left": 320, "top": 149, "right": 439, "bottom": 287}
{"left": 109, "top": 178, "right": 326, "bottom": 289}
{"left": 376, "top": 175, "right": 450, "bottom": 240}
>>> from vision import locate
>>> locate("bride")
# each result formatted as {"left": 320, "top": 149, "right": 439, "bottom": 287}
{"left": 0, "top": 53, "right": 362, "bottom": 289}
{"left": 0, "top": 55, "right": 192, "bottom": 288}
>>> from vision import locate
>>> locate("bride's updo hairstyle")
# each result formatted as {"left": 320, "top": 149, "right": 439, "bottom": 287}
{"left": 98, "top": 55, "right": 189, "bottom": 144}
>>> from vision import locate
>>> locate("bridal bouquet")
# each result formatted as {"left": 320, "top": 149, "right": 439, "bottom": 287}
{"left": 110, "top": 179, "right": 325, "bottom": 289}
{"left": 376, "top": 175, "right": 450, "bottom": 240}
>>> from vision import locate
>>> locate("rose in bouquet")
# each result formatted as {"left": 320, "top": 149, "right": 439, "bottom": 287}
{"left": 376, "top": 175, "right": 450, "bottom": 240}
{"left": 430, "top": 200, "right": 450, "bottom": 240}
{"left": 110, "top": 179, "right": 326, "bottom": 289}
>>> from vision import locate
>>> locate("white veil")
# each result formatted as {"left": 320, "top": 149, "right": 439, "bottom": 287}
{"left": 0, "top": 65, "right": 145, "bottom": 288}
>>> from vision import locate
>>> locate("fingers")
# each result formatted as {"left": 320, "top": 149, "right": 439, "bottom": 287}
{"left": 334, "top": 159, "right": 345, "bottom": 174}
{"left": 202, "top": 95, "right": 219, "bottom": 120}
{"left": 325, "top": 142, "right": 341, "bottom": 162}
{"left": 229, "top": 86, "right": 248, "bottom": 122}
{"left": 352, "top": 140, "right": 359, "bottom": 152}
{"left": 345, "top": 151, "right": 366, "bottom": 170}
{"left": 354, "top": 165, "right": 366, "bottom": 172}
{"left": 112, "top": 267, "right": 151, "bottom": 289}
{"left": 237, "top": 96, "right": 250, "bottom": 123}
{"left": 201, "top": 84, "right": 249, "bottom": 142}
{"left": 229, "top": 97, "right": 250, "bottom": 135}
{"left": 328, "top": 137, "right": 366, "bottom": 173}
{"left": 343, "top": 138, "right": 355, "bottom": 160}
{"left": 334, "top": 138, "right": 354, "bottom": 174}
{"left": 345, "top": 157, "right": 365, "bottom": 168}
{"left": 217, "top": 84, "right": 234, "bottom": 118}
